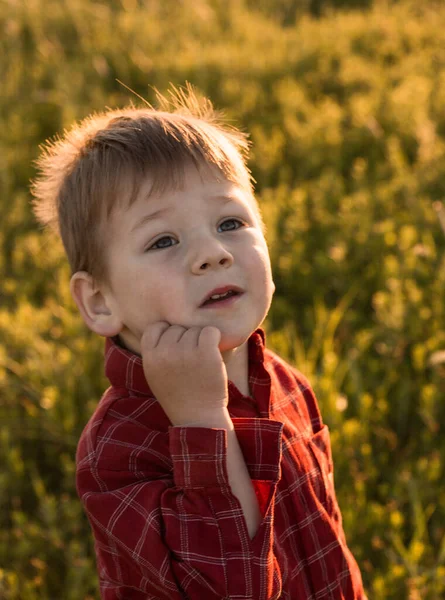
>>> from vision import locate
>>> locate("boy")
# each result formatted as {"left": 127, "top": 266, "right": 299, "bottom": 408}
{"left": 31, "top": 86, "right": 365, "bottom": 599}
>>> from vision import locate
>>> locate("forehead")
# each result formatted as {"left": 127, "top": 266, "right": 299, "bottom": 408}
{"left": 110, "top": 164, "right": 257, "bottom": 226}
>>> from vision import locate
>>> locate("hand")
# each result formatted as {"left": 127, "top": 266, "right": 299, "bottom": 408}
{"left": 140, "top": 322, "right": 229, "bottom": 427}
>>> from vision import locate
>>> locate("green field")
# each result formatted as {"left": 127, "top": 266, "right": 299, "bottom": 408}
{"left": 1, "top": 0, "right": 445, "bottom": 597}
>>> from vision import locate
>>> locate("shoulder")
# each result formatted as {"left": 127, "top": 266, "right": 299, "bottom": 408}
{"left": 264, "top": 346, "right": 312, "bottom": 390}
{"left": 263, "top": 346, "right": 324, "bottom": 434}
{"left": 75, "top": 386, "right": 172, "bottom": 495}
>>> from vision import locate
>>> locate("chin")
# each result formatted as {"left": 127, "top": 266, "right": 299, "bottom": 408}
{"left": 217, "top": 329, "right": 253, "bottom": 354}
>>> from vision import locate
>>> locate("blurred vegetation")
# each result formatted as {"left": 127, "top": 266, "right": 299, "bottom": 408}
{"left": 1, "top": 0, "right": 445, "bottom": 597}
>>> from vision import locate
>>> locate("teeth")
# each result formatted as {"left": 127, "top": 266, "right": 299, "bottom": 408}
{"left": 210, "top": 291, "right": 232, "bottom": 300}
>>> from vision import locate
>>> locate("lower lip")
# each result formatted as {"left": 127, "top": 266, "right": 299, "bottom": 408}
{"left": 200, "top": 293, "right": 244, "bottom": 309}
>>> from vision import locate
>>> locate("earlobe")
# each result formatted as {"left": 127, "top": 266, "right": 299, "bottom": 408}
{"left": 70, "top": 271, "right": 122, "bottom": 337}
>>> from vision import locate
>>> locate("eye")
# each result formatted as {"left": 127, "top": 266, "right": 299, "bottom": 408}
{"left": 218, "top": 218, "right": 244, "bottom": 232}
{"left": 147, "top": 236, "right": 178, "bottom": 251}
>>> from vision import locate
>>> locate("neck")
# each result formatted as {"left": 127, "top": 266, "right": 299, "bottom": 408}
{"left": 221, "top": 341, "right": 250, "bottom": 397}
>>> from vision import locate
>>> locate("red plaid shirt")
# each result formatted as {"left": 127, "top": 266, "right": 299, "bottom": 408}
{"left": 76, "top": 329, "right": 365, "bottom": 599}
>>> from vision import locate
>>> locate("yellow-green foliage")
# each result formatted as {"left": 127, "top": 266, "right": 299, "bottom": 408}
{"left": 1, "top": 0, "right": 445, "bottom": 598}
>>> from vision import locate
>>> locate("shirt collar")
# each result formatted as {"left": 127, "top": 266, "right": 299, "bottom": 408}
{"left": 104, "top": 327, "right": 267, "bottom": 396}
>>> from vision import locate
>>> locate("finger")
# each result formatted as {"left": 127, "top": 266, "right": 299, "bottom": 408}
{"left": 179, "top": 326, "right": 201, "bottom": 349}
{"left": 198, "top": 326, "right": 221, "bottom": 350}
{"left": 159, "top": 324, "right": 188, "bottom": 346}
{"left": 141, "top": 321, "right": 171, "bottom": 351}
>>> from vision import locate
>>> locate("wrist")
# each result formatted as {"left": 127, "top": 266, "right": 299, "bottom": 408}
{"left": 171, "top": 408, "right": 233, "bottom": 430}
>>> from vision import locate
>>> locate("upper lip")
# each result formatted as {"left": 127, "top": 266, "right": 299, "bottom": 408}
{"left": 200, "top": 285, "right": 244, "bottom": 307}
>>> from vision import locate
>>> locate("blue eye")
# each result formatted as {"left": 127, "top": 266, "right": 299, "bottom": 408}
{"left": 148, "top": 236, "right": 177, "bottom": 251}
{"left": 218, "top": 218, "right": 244, "bottom": 232}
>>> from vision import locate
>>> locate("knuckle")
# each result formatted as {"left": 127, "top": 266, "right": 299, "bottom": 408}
{"left": 202, "top": 325, "right": 215, "bottom": 333}
{"left": 200, "top": 325, "right": 220, "bottom": 344}
{"left": 142, "top": 321, "right": 169, "bottom": 347}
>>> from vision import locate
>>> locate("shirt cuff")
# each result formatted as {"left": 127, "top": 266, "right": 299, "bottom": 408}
{"left": 232, "top": 418, "right": 284, "bottom": 483}
{"left": 169, "top": 426, "right": 230, "bottom": 489}
{"left": 169, "top": 419, "right": 284, "bottom": 489}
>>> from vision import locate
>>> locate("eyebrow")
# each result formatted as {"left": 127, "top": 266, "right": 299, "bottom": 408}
{"left": 130, "top": 206, "right": 173, "bottom": 233}
{"left": 130, "top": 195, "right": 238, "bottom": 233}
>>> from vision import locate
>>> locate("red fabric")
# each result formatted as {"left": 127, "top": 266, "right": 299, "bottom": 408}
{"left": 76, "top": 329, "right": 365, "bottom": 599}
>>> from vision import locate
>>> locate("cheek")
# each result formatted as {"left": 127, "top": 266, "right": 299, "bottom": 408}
{"left": 248, "top": 244, "right": 273, "bottom": 285}
{"left": 143, "top": 272, "right": 187, "bottom": 318}
{"left": 243, "top": 249, "right": 274, "bottom": 308}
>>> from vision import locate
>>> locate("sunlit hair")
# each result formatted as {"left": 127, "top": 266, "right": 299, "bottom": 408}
{"left": 30, "top": 84, "right": 260, "bottom": 283}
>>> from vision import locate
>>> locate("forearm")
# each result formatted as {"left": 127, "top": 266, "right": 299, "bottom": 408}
{"left": 172, "top": 409, "right": 261, "bottom": 539}
{"left": 224, "top": 416, "right": 262, "bottom": 538}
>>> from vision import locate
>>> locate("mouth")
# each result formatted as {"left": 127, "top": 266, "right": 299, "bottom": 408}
{"left": 200, "top": 285, "right": 244, "bottom": 308}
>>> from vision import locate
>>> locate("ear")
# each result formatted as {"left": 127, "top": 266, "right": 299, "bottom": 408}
{"left": 70, "top": 271, "right": 122, "bottom": 337}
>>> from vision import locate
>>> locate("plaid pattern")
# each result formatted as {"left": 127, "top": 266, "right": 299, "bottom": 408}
{"left": 76, "top": 329, "right": 365, "bottom": 599}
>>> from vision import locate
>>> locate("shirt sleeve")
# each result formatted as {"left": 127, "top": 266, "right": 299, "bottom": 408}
{"left": 77, "top": 418, "right": 284, "bottom": 600}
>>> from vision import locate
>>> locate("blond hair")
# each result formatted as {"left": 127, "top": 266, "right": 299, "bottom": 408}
{"left": 30, "top": 84, "right": 257, "bottom": 283}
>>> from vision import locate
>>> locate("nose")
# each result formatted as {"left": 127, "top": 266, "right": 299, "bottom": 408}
{"left": 190, "top": 237, "right": 234, "bottom": 274}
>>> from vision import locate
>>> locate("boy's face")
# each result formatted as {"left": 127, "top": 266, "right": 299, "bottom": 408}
{"left": 101, "top": 164, "right": 275, "bottom": 355}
